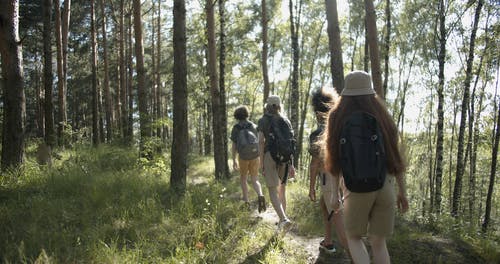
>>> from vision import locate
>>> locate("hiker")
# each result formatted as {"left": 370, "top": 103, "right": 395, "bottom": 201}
{"left": 324, "top": 71, "right": 409, "bottom": 264}
{"left": 308, "top": 86, "right": 348, "bottom": 255}
{"left": 257, "top": 95, "right": 295, "bottom": 231}
{"left": 231, "top": 105, "right": 266, "bottom": 212}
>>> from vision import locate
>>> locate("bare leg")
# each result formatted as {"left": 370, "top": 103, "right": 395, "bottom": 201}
{"left": 240, "top": 174, "right": 249, "bottom": 202}
{"left": 268, "top": 186, "right": 286, "bottom": 221}
{"left": 320, "top": 197, "right": 333, "bottom": 245}
{"left": 347, "top": 235, "right": 370, "bottom": 264}
{"left": 370, "top": 235, "right": 390, "bottom": 264}
{"left": 278, "top": 183, "right": 286, "bottom": 212}
{"left": 250, "top": 175, "right": 263, "bottom": 197}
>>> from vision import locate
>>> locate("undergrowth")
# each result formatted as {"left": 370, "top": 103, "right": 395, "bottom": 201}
{"left": 0, "top": 144, "right": 311, "bottom": 263}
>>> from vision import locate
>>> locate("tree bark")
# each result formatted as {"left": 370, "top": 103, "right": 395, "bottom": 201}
{"left": 206, "top": 0, "right": 229, "bottom": 180}
{"left": 171, "top": 0, "right": 188, "bottom": 193}
{"left": 289, "top": 0, "right": 300, "bottom": 166}
{"left": 434, "top": 0, "right": 446, "bottom": 214}
{"left": 133, "top": 0, "right": 151, "bottom": 155}
{"left": 55, "top": 0, "right": 65, "bottom": 144}
{"left": 42, "top": 0, "right": 56, "bottom": 147}
{"left": 0, "top": 0, "right": 25, "bottom": 170}
{"left": 119, "top": 0, "right": 128, "bottom": 141}
{"left": 382, "top": 0, "right": 390, "bottom": 99}
{"left": 91, "top": 0, "right": 99, "bottom": 146}
{"left": 452, "top": 0, "right": 483, "bottom": 217}
{"left": 325, "top": 0, "right": 344, "bottom": 93}
{"left": 156, "top": 0, "right": 162, "bottom": 140}
{"left": 364, "top": 0, "right": 383, "bottom": 97}
{"left": 61, "top": 0, "right": 70, "bottom": 127}
{"left": 482, "top": 66, "right": 499, "bottom": 232}
{"left": 219, "top": 0, "right": 230, "bottom": 178}
{"left": 261, "top": 0, "right": 270, "bottom": 105}
{"left": 100, "top": 0, "right": 113, "bottom": 142}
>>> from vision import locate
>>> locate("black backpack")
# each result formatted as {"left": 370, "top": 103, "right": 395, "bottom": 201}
{"left": 340, "top": 112, "right": 386, "bottom": 193}
{"left": 236, "top": 123, "right": 260, "bottom": 160}
{"left": 268, "top": 115, "right": 296, "bottom": 164}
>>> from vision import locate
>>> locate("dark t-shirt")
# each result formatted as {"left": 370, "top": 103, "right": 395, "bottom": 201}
{"left": 230, "top": 120, "right": 258, "bottom": 143}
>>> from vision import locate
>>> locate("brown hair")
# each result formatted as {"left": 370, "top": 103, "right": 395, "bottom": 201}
{"left": 265, "top": 103, "right": 280, "bottom": 115}
{"left": 234, "top": 105, "right": 249, "bottom": 120}
{"left": 324, "top": 94, "right": 406, "bottom": 177}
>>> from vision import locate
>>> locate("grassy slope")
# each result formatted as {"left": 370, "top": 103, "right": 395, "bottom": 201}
{"left": 0, "top": 145, "right": 498, "bottom": 263}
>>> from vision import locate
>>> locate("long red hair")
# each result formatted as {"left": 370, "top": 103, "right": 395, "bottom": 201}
{"left": 324, "top": 94, "right": 406, "bottom": 177}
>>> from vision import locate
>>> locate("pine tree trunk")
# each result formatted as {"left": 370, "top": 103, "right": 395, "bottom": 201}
{"left": 100, "top": 0, "right": 113, "bottom": 142}
{"left": 133, "top": 0, "right": 151, "bottom": 155}
{"left": 61, "top": 0, "right": 70, "bottom": 135}
{"left": 127, "top": 10, "right": 134, "bottom": 143}
{"left": 219, "top": 0, "right": 230, "bottom": 179}
{"left": 55, "top": 0, "right": 65, "bottom": 144}
{"left": 207, "top": 0, "right": 228, "bottom": 180}
{"left": 261, "top": 0, "right": 270, "bottom": 104}
{"left": 434, "top": 0, "right": 446, "bottom": 214}
{"left": 43, "top": 0, "right": 56, "bottom": 147}
{"left": 171, "top": 0, "right": 188, "bottom": 193}
{"left": 156, "top": 0, "right": 162, "bottom": 140}
{"left": 382, "top": 0, "right": 390, "bottom": 99}
{"left": 91, "top": 0, "right": 99, "bottom": 146}
{"left": 482, "top": 67, "right": 499, "bottom": 232}
{"left": 325, "top": 0, "right": 344, "bottom": 94}
{"left": 289, "top": 0, "right": 300, "bottom": 166}
{"left": 452, "top": 0, "right": 483, "bottom": 217}
{"left": 119, "top": 0, "right": 128, "bottom": 141}
{"left": 0, "top": 0, "right": 25, "bottom": 170}
{"left": 364, "top": 0, "right": 383, "bottom": 98}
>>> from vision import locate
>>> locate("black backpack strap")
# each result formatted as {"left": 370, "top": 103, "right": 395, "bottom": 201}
{"left": 281, "top": 163, "right": 289, "bottom": 184}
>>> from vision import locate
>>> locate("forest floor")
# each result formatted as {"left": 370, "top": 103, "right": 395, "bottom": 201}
{"left": 195, "top": 168, "right": 496, "bottom": 264}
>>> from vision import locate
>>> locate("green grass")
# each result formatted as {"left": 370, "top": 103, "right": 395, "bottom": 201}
{"left": 1, "top": 144, "right": 498, "bottom": 263}
{"left": 0, "top": 145, "right": 311, "bottom": 263}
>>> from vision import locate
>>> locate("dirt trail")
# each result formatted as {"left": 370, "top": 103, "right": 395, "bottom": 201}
{"left": 252, "top": 205, "right": 351, "bottom": 264}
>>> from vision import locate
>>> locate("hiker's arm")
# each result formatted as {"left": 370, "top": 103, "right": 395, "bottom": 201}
{"left": 258, "top": 131, "right": 265, "bottom": 171}
{"left": 395, "top": 173, "right": 409, "bottom": 213}
{"left": 231, "top": 142, "right": 238, "bottom": 170}
{"left": 308, "top": 157, "right": 320, "bottom": 201}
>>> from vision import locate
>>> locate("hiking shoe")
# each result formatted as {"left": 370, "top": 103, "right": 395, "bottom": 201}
{"left": 258, "top": 196, "right": 266, "bottom": 213}
{"left": 278, "top": 218, "right": 292, "bottom": 233}
{"left": 319, "top": 240, "right": 336, "bottom": 254}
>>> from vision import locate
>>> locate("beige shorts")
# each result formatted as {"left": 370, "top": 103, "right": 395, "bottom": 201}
{"left": 342, "top": 176, "right": 396, "bottom": 237}
{"left": 263, "top": 152, "right": 286, "bottom": 187}
{"left": 238, "top": 157, "right": 259, "bottom": 177}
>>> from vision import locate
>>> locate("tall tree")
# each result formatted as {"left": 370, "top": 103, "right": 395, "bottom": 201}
{"left": 119, "top": 0, "right": 128, "bottom": 141}
{"left": 42, "top": 0, "right": 55, "bottom": 147}
{"left": 482, "top": 66, "right": 499, "bottom": 232}
{"left": 156, "top": 0, "right": 162, "bottom": 140}
{"left": 289, "top": 0, "right": 300, "bottom": 166}
{"left": 261, "top": 0, "right": 270, "bottom": 104}
{"left": 61, "top": 0, "right": 70, "bottom": 128}
{"left": 325, "top": 0, "right": 344, "bottom": 93}
{"left": 91, "top": 0, "right": 99, "bottom": 146}
{"left": 452, "top": 0, "right": 483, "bottom": 217}
{"left": 54, "top": 0, "right": 65, "bottom": 144}
{"left": 433, "top": 0, "right": 446, "bottom": 214}
{"left": 100, "top": 0, "right": 113, "bottom": 142}
{"left": 206, "top": 0, "right": 229, "bottom": 180}
{"left": 171, "top": 0, "right": 188, "bottom": 192}
{"left": 364, "top": 0, "right": 383, "bottom": 97}
{"left": 382, "top": 0, "right": 390, "bottom": 99}
{"left": 219, "top": 0, "right": 229, "bottom": 177}
{"left": 133, "top": 0, "right": 151, "bottom": 154}
{"left": 0, "top": 0, "right": 25, "bottom": 170}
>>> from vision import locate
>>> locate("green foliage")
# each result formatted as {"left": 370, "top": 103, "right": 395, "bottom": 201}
{"left": 0, "top": 146, "right": 314, "bottom": 263}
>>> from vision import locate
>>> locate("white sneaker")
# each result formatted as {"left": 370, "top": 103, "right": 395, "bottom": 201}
{"left": 278, "top": 218, "right": 292, "bottom": 232}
